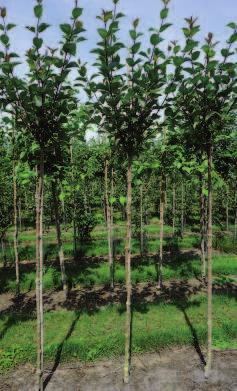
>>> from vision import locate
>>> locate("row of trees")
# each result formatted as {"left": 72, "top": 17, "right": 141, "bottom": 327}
{"left": 0, "top": 0, "right": 236, "bottom": 388}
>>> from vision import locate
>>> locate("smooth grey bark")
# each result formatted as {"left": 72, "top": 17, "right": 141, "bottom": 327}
{"left": 172, "top": 182, "right": 176, "bottom": 236}
{"left": 199, "top": 173, "right": 206, "bottom": 278}
{"left": 158, "top": 172, "right": 165, "bottom": 289}
{"left": 140, "top": 184, "right": 144, "bottom": 256}
{"left": 205, "top": 145, "right": 213, "bottom": 378}
{"left": 181, "top": 180, "right": 185, "bottom": 238}
{"left": 35, "top": 152, "right": 44, "bottom": 391}
{"left": 123, "top": 159, "right": 132, "bottom": 384}
{"left": 12, "top": 126, "right": 20, "bottom": 295}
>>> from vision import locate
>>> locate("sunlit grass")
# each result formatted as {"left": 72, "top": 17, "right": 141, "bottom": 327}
{"left": 0, "top": 294, "right": 236, "bottom": 373}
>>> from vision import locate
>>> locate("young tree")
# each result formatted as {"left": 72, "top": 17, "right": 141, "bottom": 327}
{"left": 0, "top": 1, "right": 85, "bottom": 388}
{"left": 174, "top": 17, "right": 237, "bottom": 376}
{"left": 81, "top": 0, "right": 173, "bottom": 382}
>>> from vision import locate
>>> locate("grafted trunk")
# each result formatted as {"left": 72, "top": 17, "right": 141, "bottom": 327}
{"left": 123, "top": 159, "right": 132, "bottom": 384}
{"left": 104, "top": 159, "right": 114, "bottom": 289}
{"left": 35, "top": 152, "right": 44, "bottom": 391}
{"left": 199, "top": 173, "right": 206, "bottom": 278}
{"left": 13, "top": 157, "right": 20, "bottom": 295}
{"left": 140, "top": 184, "right": 144, "bottom": 256}
{"left": 52, "top": 180, "right": 68, "bottom": 296}
{"left": 205, "top": 145, "right": 213, "bottom": 378}
{"left": 172, "top": 182, "right": 176, "bottom": 236}
{"left": 158, "top": 171, "right": 165, "bottom": 289}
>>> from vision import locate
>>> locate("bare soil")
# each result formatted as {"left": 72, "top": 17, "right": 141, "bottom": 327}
{"left": 1, "top": 347, "right": 236, "bottom": 391}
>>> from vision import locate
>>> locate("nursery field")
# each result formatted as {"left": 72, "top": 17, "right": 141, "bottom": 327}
{"left": 1, "top": 0, "right": 237, "bottom": 389}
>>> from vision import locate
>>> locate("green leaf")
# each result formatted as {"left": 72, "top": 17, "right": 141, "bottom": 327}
{"left": 173, "top": 45, "right": 181, "bottom": 54}
{"left": 98, "top": 28, "right": 108, "bottom": 39}
{"left": 119, "top": 196, "right": 126, "bottom": 205}
{"left": 129, "top": 30, "right": 137, "bottom": 40}
{"left": 227, "top": 22, "right": 236, "bottom": 29}
{"left": 221, "top": 48, "right": 230, "bottom": 57}
{"left": 34, "top": 95, "right": 42, "bottom": 107}
{"left": 160, "top": 23, "right": 172, "bottom": 32}
{"left": 103, "top": 11, "right": 113, "bottom": 22}
{"left": 38, "top": 23, "right": 50, "bottom": 33}
{"left": 202, "top": 44, "right": 215, "bottom": 57}
{"left": 33, "top": 37, "right": 43, "bottom": 49}
{"left": 6, "top": 24, "right": 16, "bottom": 31}
{"left": 191, "top": 51, "right": 200, "bottom": 61}
{"left": 131, "top": 42, "right": 141, "bottom": 53}
{"left": 126, "top": 58, "right": 134, "bottom": 67}
{"left": 63, "top": 42, "right": 76, "bottom": 55}
{"left": 160, "top": 8, "right": 169, "bottom": 19}
{"left": 0, "top": 34, "right": 9, "bottom": 46}
{"left": 34, "top": 4, "right": 43, "bottom": 19}
{"left": 184, "top": 39, "right": 198, "bottom": 52}
{"left": 60, "top": 24, "right": 72, "bottom": 34}
{"left": 26, "top": 25, "right": 35, "bottom": 33}
{"left": 150, "top": 33, "right": 160, "bottom": 46}
{"left": 229, "top": 32, "right": 237, "bottom": 43}
{"left": 109, "top": 196, "right": 116, "bottom": 205}
{"left": 173, "top": 56, "right": 184, "bottom": 66}
{"left": 72, "top": 7, "right": 83, "bottom": 19}
{"left": 133, "top": 18, "right": 139, "bottom": 28}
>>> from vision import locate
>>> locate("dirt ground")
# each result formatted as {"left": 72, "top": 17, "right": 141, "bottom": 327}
{"left": 1, "top": 347, "right": 237, "bottom": 391}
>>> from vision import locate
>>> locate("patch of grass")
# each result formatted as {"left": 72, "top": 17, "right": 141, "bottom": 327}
{"left": 0, "top": 294, "right": 236, "bottom": 373}
{"left": 1, "top": 254, "right": 236, "bottom": 293}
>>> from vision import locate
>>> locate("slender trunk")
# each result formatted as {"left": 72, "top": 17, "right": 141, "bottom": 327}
{"left": 111, "top": 168, "right": 114, "bottom": 257}
{"left": 70, "top": 142, "right": 77, "bottom": 258}
{"left": 226, "top": 187, "right": 229, "bottom": 232}
{"left": 234, "top": 191, "right": 237, "bottom": 241}
{"left": 172, "top": 183, "right": 176, "bottom": 236}
{"left": 35, "top": 152, "right": 44, "bottom": 391}
{"left": 199, "top": 173, "right": 206, "bottom": 278}
{"left": 1, "top": 235, "right": 7, "bottom": 267}
{"left": 158, "top": 172, "right": 165, "bottom": 289}
{"left": 140, "top": 184, "right": 144, "bottom": 257}
{"left": 52, "top": 180, "right": 68, "bottom": 296}
{"left": 104, "top": 159, "right": 114, "bottom": 289}
{"left": 123, "top": 159, "right": 132, "bottom": 384}
{"left": 181, "top": 180, "right": 185, "bottom": 238}
{"left": 205, "top": 145, "right": 213, "bottom": 378}
{"left": 13, "top": 131, "right": 20, "bottom": 295}
{"left": 18, "top": 197, "right": 22, "bottom": 232}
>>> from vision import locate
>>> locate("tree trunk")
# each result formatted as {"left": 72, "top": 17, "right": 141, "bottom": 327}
{"left": 1, "top": 235, "right": 7, "bottom": 267}
{"left": 205, "top": 145, "right": 213, "bottom": 378}
{"left": 172, "top": 182, "right": 176, "bottom": 236}
{"left": 226, "top": 186, "right": 229, "bottom": 232}
{"left": 18, "top": 197, "right": 22, "bottom": 232}
{"left": 140, "top": 184, "right": 144, "bottom": 257}
{"left": 52, "top": 180, "right": 68, "bottom": 296}
{"left": 70, "top": 142, "right": 77, "bottom": 259}
{"left": 13, "top": 157, "right": 20, "bottom": 295}
{"left": 234, "top": 191, "right": 237, "bottom": 242}
{"left": 181, "top": 181, "right": 184, "bottom": 238}
{"left": 199, "top": 173, "right": 206, "bottom": 279}
{"left": 123, "top": 159, "right": 132, "bottom": 384}
{"left": 158, "top": 172, "right": 165, "bottom": 289}
{"left": 35, "top": 152, "right": 44, "bottom": 391}
{"left": 104, "top": 159, "right": 114, "bottom": 289}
